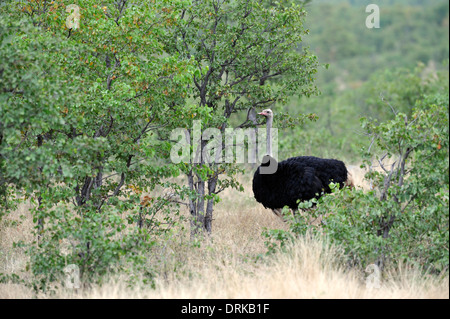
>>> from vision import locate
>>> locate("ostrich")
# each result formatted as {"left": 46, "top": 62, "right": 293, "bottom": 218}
{"left": 252, "top": 109, "right": 353, "bottom": 218}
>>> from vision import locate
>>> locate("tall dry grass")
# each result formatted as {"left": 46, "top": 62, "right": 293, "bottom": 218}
{"left": 0, "top": 166, "right": 448, "bottom": 299}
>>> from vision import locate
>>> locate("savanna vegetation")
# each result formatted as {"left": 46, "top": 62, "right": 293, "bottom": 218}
{"left": 0, "top": 0, "right": 448, "bottom": 298}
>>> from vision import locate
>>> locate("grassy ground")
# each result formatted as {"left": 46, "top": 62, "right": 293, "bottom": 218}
{"left": 0, "top": 166, "right": 448, "bottom": 299}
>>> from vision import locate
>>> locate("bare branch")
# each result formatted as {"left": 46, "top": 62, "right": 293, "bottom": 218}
{"left": 380, "top": 93, "right": 397, "bottom": 116}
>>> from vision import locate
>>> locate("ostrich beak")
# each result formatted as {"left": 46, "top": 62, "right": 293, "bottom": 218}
{"left": 258, "top": 111, "right": 266, "bottom": 116}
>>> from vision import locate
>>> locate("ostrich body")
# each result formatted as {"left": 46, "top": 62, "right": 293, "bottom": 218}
{"left": 252, "top": 109, "right": 352, "bottom": 216}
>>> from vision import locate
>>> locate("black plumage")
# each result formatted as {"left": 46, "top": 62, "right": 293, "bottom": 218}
{"left": 252, "top": 108, "right": 352, "bottom": 214}
{"left": 252, "top": 155, "right": 350, "bottom": 211}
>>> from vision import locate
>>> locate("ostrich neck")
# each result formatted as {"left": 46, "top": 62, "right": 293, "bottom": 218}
{"left": 266, "top": 116, "right": 273, "bottom": 157}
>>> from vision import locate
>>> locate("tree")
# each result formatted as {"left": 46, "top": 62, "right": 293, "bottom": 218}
{"left": 358, "top": 91, "right": 449, "bottom": 271}
{"left": 1, "top": 0, "right": 194, "bottom": 290}
{"left": 263, "top": 71, "right": 449, "bottom": 274}
{"left": 162, "top": 0, "right": 319, "bottom": 236}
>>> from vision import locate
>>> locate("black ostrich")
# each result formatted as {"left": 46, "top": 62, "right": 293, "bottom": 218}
{"left": 252, "top": 109, "right": 353, "bottom": 218}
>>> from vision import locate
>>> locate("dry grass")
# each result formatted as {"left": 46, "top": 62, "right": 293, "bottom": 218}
{"left": 0, "top": 166, "right": 448, "bottom": 299}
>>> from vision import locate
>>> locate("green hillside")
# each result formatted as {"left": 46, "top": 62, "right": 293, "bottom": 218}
{"left": 280, "top": 0, "right": 449, "bottom": 161}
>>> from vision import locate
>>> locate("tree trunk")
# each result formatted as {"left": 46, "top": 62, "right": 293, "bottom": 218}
{"left": 188, "top": 169, "right": 207, "bottom": 238}
{"left": 375, "top": 146, "right": 412, "bottom": 270}
{"left": 205, "top": 175, "right": 218, "bottom": 234}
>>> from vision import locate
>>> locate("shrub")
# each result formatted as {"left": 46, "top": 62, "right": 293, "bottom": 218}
{"left": 264, "top": 92, "right": 449, "bottom": 274}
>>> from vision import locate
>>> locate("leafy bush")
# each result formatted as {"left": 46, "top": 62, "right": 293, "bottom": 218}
{"left": 264, "top": 92, "right": 449, "bottom": 274}
{"left": 1, "top": 1, "right": 192, "bottom": 292}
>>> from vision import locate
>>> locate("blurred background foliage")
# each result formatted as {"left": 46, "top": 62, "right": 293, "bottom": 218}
{"left": 277, "top": 0, "right": 449, "bottom": 162}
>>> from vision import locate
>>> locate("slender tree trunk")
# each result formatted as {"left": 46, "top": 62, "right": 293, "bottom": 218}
{"left": 375, "top": 147, "right": 412, "bottom": 269}
{"left": 205, "top": 175, "right": 218, "bottom": 234}
{"left": 188, "top": 169, "right": 207, "bottom": 238}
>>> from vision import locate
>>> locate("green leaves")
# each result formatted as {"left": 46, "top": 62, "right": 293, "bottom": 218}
{"left": 158, "top": 0, "right": 319, "bottom": 234}
{"left": 264, "top": 88, "right": 449, "bottom": 274}
{"left": 1, "top": 0, "right": 196, "bottom": 291}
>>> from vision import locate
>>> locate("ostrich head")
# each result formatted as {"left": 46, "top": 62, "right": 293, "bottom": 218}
{"left": 258, "top": 109, "right": 273, "bottom": 119}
